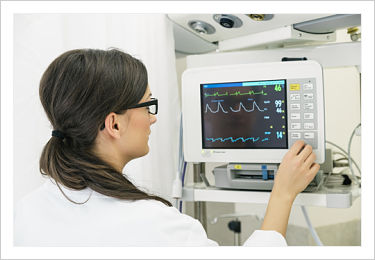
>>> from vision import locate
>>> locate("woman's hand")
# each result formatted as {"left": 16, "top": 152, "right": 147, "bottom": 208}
{"left": 261, "top": 140, "right": 320, "bottom": 237}
{"left": 273, "top": 140, "right": 320, "bottom": 200}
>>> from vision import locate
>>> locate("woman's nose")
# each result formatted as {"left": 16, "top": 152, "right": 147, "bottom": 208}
{"left": 150, "top": 114, "right": 157, "bottom": 125}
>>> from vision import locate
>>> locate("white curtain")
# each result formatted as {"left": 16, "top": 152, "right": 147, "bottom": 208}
{"left": 14, "top": 14, "right": 180, "bottom": 204}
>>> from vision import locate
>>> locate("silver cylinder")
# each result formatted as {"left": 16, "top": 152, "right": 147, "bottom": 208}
{"left": 193, "top": 163, "right": 207, "bottom": 231}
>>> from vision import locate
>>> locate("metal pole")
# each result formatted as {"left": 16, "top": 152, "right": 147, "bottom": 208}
{"left": 234, "top": 218, "right": 241, "bottom": 246}
{"left": 234, "top": 233, "right": 239, "bottom": 246}
{"left": 193, "top": 163, "right": 207, "bottom": 231}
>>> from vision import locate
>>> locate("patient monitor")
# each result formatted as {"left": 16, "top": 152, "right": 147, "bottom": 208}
{"left": 182, "top": 60, "right": 325, "bottom": 165}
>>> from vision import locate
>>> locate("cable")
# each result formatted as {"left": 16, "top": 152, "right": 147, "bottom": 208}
{"left": 182, "top": 162, "right": 187, "bottom": 186}
{"left": 326, "top": 141, "right": 361, "bottom": 175}
{"left": 172, "top": 114, "right": 184, "bottom": 204}
{"left": 176, "top": 113, "right": 188, "bottom": 213}
{"left": 334, "top": 157, "right": 349, "bottom": 162}
{"left": 179, "top": 162, "right": 187, "bottom": 213}
{"left": 348, "top": 123, "right": 361, "bottom": 184}
{"left": 325, "top": 140, "right": 361, "bottom": 184}
{"left": 332, "top": 151, "right": 349, "bottom": 159}
{"left": 323, "top": 168, "right": 353, "bottom": 187}
{"left": 178, "top": 114, "right": 184, "bottom": 174}
{"left": 301, "top": 205, "right": 323, "bottom": 246}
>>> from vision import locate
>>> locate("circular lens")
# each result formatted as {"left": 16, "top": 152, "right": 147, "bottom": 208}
{"left": 194, "top": 24, "right": 208, "bottom": 34}
{"left": 188, "top": 20, "right": 216, "bottom": 35}
{"left": 249, "top": 14, "right": 265, "bottom": 21}
{"left": 213, "top": 14, "right": 242, "bottom": 29}
{"left": 220, "top": 17, "right": 234, "bottom": 28}
{"left": 247, "top": 14, "right": 274, "bottom": 21}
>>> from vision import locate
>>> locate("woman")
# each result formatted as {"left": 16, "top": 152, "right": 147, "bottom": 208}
{"left": 14, "top": 48, "right": 320, "bottom": 246}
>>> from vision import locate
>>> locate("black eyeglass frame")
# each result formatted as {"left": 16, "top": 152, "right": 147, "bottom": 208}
{"left": 127, "top": 98, "right": 158, "bottom": 115}
{"left": 100, "top": 98, "right": 158, "bottom": 130}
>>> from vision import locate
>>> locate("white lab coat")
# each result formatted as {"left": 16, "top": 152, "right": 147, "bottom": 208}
{"left": 14, "top": 179, "right": 287, "bottom": 246}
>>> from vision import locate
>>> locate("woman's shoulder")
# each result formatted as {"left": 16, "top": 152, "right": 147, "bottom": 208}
{"left": 15, "top": 180, "right": 217, "bottom": 246}
{"left": 15, "top": 181, "right": 52, "bottom": 210}
{"left": 115, "top": 198, "right": 187, "bottom": 221}
{"left": 16, "top": 179, "right": 198, "bottom": 227}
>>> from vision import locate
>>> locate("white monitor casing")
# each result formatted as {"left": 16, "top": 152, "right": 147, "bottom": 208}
{"left": 182, "top": 60, "right": 325, "bottom": 164}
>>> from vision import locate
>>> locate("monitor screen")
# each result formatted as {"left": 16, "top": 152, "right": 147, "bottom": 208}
{"left": 200, "top": 79, "right": 288, "bottom": 149}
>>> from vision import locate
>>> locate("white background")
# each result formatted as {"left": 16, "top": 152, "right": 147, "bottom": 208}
{"left": 2, "top": 1, "right": 374, "bottom": 259}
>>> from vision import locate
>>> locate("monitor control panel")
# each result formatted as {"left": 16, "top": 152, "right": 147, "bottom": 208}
{"left": 287, "top": 78, "right": 319, "bottom": 149}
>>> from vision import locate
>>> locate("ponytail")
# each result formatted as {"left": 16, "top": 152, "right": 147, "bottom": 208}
{"left": 39, "top": 49, "right": 172, "bottom": 207}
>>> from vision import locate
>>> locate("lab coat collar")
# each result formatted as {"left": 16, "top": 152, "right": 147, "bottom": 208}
{"left": 43, "top": 178, "right": 110, "bottom": 202}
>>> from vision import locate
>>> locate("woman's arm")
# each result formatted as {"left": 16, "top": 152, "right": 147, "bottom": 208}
{"left": 261, "top": 190, "right": 294, "bottom": 237}
{"left": 261, "top": 140, "right": 320, "bottom": 237}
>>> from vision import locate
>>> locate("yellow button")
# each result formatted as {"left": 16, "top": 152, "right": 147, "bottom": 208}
{"left": 234, "top": 164, "right": 242, "bottom": 170}
{"left": 290, "top": 84, "right": 301, "bottom": 91}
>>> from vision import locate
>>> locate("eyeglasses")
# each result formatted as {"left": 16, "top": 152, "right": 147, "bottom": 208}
{"left": 127, "top": 98, "right": 158, "bottom": 115}
{"left": 100, "top": 98, "right": 158, "bottom": 130}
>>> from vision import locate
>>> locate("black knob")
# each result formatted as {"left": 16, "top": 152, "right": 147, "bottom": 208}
{"left": 228, "top": 220, "right": 241, "bottom": 233}
{"left": 220, "top": 17, "right": 234, "bottom": 28}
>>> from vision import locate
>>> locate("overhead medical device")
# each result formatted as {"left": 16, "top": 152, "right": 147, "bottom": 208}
{"left": 182, "top": 60, "right": 326, "bottom": 190}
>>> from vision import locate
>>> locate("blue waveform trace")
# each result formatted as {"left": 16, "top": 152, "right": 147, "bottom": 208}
{"left": 206, "top": 137, "right": 261, "bottom": 143}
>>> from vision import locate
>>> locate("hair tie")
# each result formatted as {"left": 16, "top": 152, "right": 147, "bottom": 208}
{"left": 52, "top": 130, "right": 65, "bottom": 139}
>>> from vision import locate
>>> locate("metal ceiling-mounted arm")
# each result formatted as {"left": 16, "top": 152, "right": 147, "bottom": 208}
{"left": 293, "top": 14, "right": 361, "bottom": 34}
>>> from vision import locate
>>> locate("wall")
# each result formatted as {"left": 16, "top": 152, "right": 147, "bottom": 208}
{"left": 13, "top": 14, "right": 66, "bottom": 204}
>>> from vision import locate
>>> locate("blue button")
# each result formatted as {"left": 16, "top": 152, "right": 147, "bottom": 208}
{"left": 262, "top": 165, "right": 268, "bottom": 180}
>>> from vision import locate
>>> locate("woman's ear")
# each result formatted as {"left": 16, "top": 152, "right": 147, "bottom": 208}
{"left": 103, "top": 112, "right": 121, "bottom": 139}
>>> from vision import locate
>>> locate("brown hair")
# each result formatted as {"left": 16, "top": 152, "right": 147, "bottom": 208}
{"left": 39, "top": 48, "right": 171, "bottom": 206}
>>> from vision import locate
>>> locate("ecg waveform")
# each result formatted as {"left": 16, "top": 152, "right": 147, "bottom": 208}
{"left": 206, "top": 137, "right": 270, "bottom": 143}
{"left": 205, "top": 100, "right": 265, "bottom": 114}
{"left": 204, "top": 90, "right": 265, "bottom": 98}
